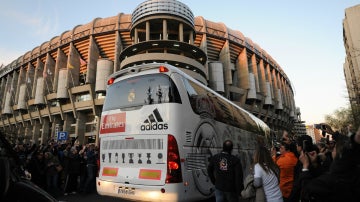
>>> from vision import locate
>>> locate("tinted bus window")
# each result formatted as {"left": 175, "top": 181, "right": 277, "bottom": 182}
{"left": 183, "top": 77, "right": 258, "bottom": 131}
{"left": 183, "top": 78, "right": 233, "bottom": 123}
{"left": 103, "top": 74, "right": 181, "bottom": 111}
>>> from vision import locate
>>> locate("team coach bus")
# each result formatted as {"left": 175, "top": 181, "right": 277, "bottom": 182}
{"left": 96, "top": 63, "right": 270, "bottom": 201}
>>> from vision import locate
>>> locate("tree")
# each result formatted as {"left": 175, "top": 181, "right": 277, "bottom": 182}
{"left": 324, "top": 106, "right": 353, "bottom": 135}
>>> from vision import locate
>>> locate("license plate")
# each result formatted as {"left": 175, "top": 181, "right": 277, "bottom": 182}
{"left": 118, "top": 186, "right": 135, "bottom": 195}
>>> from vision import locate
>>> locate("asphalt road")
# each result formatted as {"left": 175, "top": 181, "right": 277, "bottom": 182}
{"left": 57, "top": 192, "right": 216, "bottom": 202}
{"left": 57, "top": 192, "right": 130, "bottom": 202}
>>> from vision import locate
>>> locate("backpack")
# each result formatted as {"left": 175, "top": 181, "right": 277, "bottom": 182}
{"left": 241, "top": 174, "right": 256, "bottom": 199}
{"left": 241, "top": 174, "right": 267, "bottom": 202}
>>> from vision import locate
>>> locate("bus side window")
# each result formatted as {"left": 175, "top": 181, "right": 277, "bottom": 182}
{"left": 183, "top": 78, "right": 216, "bottom": 117}
{"left": 182, "top": 78, "right": 199, "bottom": 111}
{"left": 167, "top": 78, "right": 182, "bottom": 104}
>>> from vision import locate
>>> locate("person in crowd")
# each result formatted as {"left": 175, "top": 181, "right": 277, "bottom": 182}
{"left": 253, "top": 145, "right": 283, "bottom": 202}
{"left": 63, "top": 144, "right": 72, "bottom": 158}
{"left": 48, "top": 141, "right": 59, "bottom": 156}
{"left": 281, "top": 130, "right": 297, "bottom": 157}
{"left": 27, "top": 150, "right": 46, "bottom": 189}
{"left": 56, "top": 143, "right": 68, "bottom": 190}
{"left": 44, "top": 151, "right": 61, "bottom": 197}
{"left": 273, "top": 142, "right": 298, "bottom": 202}
{"left": 316, "top": 141, "right": 333, "bottom": 172}
{"left": 316, "top": 142, "right": 326, "bottom": 154}
{"left": 299, "top": 127, "right": 360, "bottom": 202}
{"left": 78, "top": 144, "right": 87, "bottom": 193}
{"left": 207, "top": 140, "right": 244, "bottom": 202}
{"left": 15, "top": 143, "right": 28, "bottom": 168}
{"left": 81, "top": 144, "right": 98, "bottom": 193}
{"left": 288, "top": 134, "right": 321, "bottom": 202}
{"left": 63, "top": 147, "right": 81, "bottom": 195}
{"left": 326, "top": 139, "right": 336, "bottom": 153}
{"left": 347, "top": 124, "right": 354, "bottom": 137}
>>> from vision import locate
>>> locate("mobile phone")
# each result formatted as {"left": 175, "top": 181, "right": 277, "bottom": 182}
{"left": 303, "top": 140, "right": 308, "bottom": 152}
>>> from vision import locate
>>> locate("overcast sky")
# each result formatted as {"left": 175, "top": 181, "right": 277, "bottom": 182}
{"left": 0, "top": 0, "right": 358, "bottom": 125}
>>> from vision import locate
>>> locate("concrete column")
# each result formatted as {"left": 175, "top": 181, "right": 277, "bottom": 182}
{"left": 2, "top": 75, "right": 13, "bottom": 114}
{"left": 250, "top": 54, "right": 259, "bottom": 92}
{"left": 44, "top": 53, "right": 56, "bottom": 94}
{"left": 63, "top": 113, "right": 75, "bottom": 141}
{"left": 199, "top": 34, "right": 207, "bottom": 55}
{"left": 0, "top": 78, "right": 6, "bottom": 109}
{"left": 32, "top": 119, "right": 41, "bottom": 145}
{"left": 258, "top": 59, "right": 266, "bottom": 94}
{"left": 265, "top": 64, "right": 271, "bottom": 82}
{"left": 218, "top": 40, "right": 231, "bottom": 97}
{"left": 67, "top": 43, "right": 80, "bottom": 88}
{"left": 271, "top": 69, "right": 278, "bottom": 99}
{"left": 32, "top": 58, "right": 44, "bottom": 97}
{"left": 236, "top": 49, "right": 250, "bottom": 103}
{"left": 50, "top": 116, "right": 62, "bottom": 141}
{"left": 15, "top": 68, "right": 26, "bottom": 104}
{"left": 17, "top": 125, "right": 25, "bottom": 141}
{"left": 267, "top": 64, "right": 274, "bottom": 101}
{"left": 53, "top": 49, "right": 67, "bottom": 92}
{"left": 146, "top": 21, "right": 150, "bottom": 41}
{"left": 189, "top": 31, "right": 194, "bottom": 45}
{"left": 277, "top": 73, "right": 282, "bottom": 92}
{"left": 114, "top": 32, "right": 123, "bottom": 72}
{"left": 281, "top": 79, "right": 288, "bottom": 110}
{"left": 76, "top": 112, "right": 86, "bottom": 145}
{"left": 134, "top": 28, "right": 138, "bottom": 44}
{"left": 26, "top": 64, "right": 35, "bottom": 99}
{"left": 24, "top": 123, "right": 33, "bottom": 144}
{"left": 237, "top": 49, "right": 249, "bottom": 89}
{"left": 274, "top": 71, "right": 283, "bottom": 110}
{"left": 87, "top": 36, "right": 101, "bottom": 83}
{"left": 179, "top": 23, "right": 183, "bottom": 42}
{"left": 41, "top": 118, "right": 50, "bottom": 144}
{"left": 163, "top": 19, "right": 167, "bottom": 40}
{"left": 277, "top": 72, "right": 282, "bottom": 104}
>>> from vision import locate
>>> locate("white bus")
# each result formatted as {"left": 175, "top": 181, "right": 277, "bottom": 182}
{"left": 96, "top": 63, "right": 270, "bottom": 202}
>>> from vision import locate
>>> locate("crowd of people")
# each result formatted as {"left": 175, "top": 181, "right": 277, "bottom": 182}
{"left": 13, "top": 139, "right": 99, "bottom": 198}
{"left": 208, "top": 125, "right": 360, "bottom": 202}
{"left": 11, "top": 125, "right": 360, "bottom": 201}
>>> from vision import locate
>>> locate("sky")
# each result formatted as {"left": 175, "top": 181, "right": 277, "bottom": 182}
{"left": 0, "top": 0, "right": 359, "bottom": 125}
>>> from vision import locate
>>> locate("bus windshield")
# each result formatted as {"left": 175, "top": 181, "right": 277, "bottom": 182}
{"left": 103, "top": 74, "right": 181, "bottom": 111}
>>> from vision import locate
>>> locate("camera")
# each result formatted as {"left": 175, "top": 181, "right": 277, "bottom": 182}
{"left": 315, "top": 124, "right": 327, "bottom": 137}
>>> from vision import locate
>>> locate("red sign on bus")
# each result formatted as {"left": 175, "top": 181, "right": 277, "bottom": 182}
{"left": 100, "top": 113, "right": 126, "bottom": 134}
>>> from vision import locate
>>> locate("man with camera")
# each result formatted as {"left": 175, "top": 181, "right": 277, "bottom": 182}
{"left": 287, "top": 135, "right": 319, "bottom": 202}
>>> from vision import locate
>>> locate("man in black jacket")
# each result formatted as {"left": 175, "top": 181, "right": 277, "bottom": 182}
{"left": 207, "top": 140, "right": 243, "bottom": 202}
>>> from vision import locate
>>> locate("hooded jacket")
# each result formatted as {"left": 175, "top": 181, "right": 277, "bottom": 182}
{"left": 207, "top": 151, "right": 243, "bottom": 194}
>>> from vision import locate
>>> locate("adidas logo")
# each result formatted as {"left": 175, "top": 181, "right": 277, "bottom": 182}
{"left": 140, "top": 109, "right": 168, "bottom": 131}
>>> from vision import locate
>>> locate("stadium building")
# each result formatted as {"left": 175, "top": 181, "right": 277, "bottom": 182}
{"left": 0, "top": 0, "right": 299, "bottom": 145}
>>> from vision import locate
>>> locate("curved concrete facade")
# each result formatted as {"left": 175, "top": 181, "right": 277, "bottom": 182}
{"left": 0, "top": 0, "right": 297, "bottom": 145}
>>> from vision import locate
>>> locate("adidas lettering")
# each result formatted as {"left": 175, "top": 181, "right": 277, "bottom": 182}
{"left": 140, "top": 123, "right": 168, "bottom": 131}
